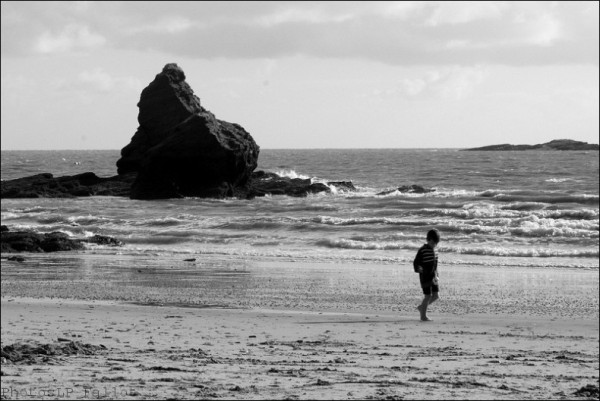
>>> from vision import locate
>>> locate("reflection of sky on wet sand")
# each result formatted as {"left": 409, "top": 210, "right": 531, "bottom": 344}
{"left": 1, "top": 253, "right": 598, "bottom": 319}
{"left": 1, "top": 253, "right": 250, "bottom": 282}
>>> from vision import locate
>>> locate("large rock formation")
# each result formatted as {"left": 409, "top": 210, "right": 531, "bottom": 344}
{"left": 117, "top": 63, "right": 260, "bottom": 199}
{"left": 0, "top": 63, "right": 358, "bottom": 200}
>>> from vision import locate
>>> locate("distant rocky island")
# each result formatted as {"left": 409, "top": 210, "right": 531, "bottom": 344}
{"left": 462, "top": 139, "right": 599, "bottom": 151}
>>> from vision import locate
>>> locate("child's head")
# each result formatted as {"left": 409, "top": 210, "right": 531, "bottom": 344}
{"left": 426, "top": 229, "right": 440, "bottom": 246}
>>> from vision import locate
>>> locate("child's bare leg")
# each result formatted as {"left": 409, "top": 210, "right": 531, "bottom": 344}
{"left": 429, "top": 293, "right": 439, "bottom": 304}
{"left": 417, "top": 294, "right": 432, "bottom": 321}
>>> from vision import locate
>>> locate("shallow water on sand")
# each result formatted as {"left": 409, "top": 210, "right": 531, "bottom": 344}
{"left": 1, "top": 252, "right": 597, "bottom": 319}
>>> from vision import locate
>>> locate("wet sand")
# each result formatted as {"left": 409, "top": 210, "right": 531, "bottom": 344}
{"left": 1, "top": 255, "right": 599, "bottom": 400}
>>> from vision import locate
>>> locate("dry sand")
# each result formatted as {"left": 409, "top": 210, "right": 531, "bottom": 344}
{"left": 1, "top": 257, "right": 599, "bottom": 400}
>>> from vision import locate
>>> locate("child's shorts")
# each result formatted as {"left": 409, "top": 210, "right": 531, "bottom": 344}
{"left": 422, "top": 285, "right": 439, "bottom": 295}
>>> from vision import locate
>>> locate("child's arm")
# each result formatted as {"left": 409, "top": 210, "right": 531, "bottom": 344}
{"left": 413, "top": 249, "right": 424, "bottom": 273}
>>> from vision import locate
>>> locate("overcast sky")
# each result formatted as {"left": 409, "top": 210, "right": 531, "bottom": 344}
{"left": 1, "top": 1, "right": 598, "bottom": 150}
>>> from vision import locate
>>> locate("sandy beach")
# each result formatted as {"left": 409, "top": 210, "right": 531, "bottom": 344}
{"left": 2, "top": 1, "right": 599, "bottom": 399}
{"left": 1, "top": 255, "right": 599, "bottom": 400}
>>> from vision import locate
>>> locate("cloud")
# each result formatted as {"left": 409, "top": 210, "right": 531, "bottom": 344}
{"left": 373, "top": 66, "right": 488, "bottom": 100}
{"left": 1, "top": 1, "right": 598, "bottom": 65}
{"left": 255, "top": 5, "right": 355, "bottom": 26}
{"left": 425, "top": 2, "right": 506, "bottom": 26}
{"left": 56, "top": 68, "right": 141, "bottom": 93}
{"left": 124, "top": 16, "right": 194, "bottom": 35}
{"left": 35, "top": 24, "right": 106, "bottom": 54}
{"left": 0, "top": 73, "right": 37, "bottom": 108}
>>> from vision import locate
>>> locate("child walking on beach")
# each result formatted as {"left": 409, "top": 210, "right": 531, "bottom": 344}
{"left": 413, "top": 229, "right": 441, "bottom": 321}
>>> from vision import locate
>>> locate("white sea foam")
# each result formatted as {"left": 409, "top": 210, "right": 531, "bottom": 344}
{"left": 37, "top": 215, "right": 67, "bottom": 224}
{"left": 444, "top": 245, "right": 598, "bottom": 258}
{"left": 273, "top": 169, "right": 311, "bottom": 180}
{"left": 67, "top": 215, "right": 109, "bottom": 225}
{"left": 426, "top": 205, "right": 599, "bottom": 220}
{"left": 545, "top": 178, "right": 576, "bottom": 183}
{"left": 315, "top": 236, "right": 598, "bottom": 257}
{"left": 139, "top": 217, "right": 185, "bottom": 226}
{"left": 1, "top": 212, "right": 21, "bottom": 219}
{"left": 316, "top": 238, "right": 413, "bottom": 250}
{"left": 375, "top": 188, "right": 480, "bottom": 198}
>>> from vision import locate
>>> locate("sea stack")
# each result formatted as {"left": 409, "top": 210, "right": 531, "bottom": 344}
{"left": 116, "top": 63, "right": 260, "bottom": 199}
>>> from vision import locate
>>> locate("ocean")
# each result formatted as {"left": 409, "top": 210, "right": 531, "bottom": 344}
{"left": 1, "top": 148, "right": 598, "bottom": 272}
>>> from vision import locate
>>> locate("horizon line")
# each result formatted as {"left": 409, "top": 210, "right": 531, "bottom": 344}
{"left": 1, "top": 147, "right": 471, "bottom": 151}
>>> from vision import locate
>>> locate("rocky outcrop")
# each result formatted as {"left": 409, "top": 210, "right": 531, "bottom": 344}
{"left": 1, "top": 64, "right": 359, "bottom": 200}
{"left": 1, "top": 341, "right": 106, "bottom": 364}
{"left": 1, "top": 172, "right": 136, "bottom": 198}
{"left": 0, "top": 171, "right": 355, "bottom": 199}
{"left": 463, "top": 139, "right": 599, "bottom": 151}
{"left": 1, "top": 231, "right": 85, "bottom": 253}
{"left": 248, "top": 171, "right": 329, "bottom": 198}
{"left": 377, "top": 185, "right": 435, "bottom": 196}
{"left": 116, "top": 65, "right": 204, "bottom": 175}
{"left": 327, "top": 181, "right": 356, "bottom": 192}
{"left": 246, "top": 172, "right": 358, "bottom": 198}
{"left": 1, "top": 226, "right": 122, "bottom": 253}
{"left": 117, "top": 63, "right": 260, "bottom": 199}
